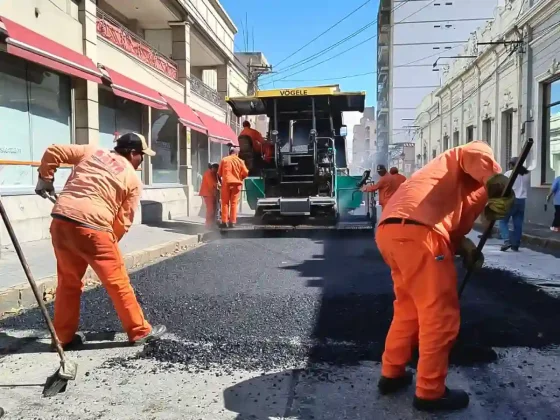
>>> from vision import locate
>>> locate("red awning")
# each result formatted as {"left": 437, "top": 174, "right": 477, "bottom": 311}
{"left": 196, "top": 112, "right": 239, "bottom": 146}
{"left": 0, "top": 16, "right": 103, "bottom": 83}
{"left": 161, "top": 95, "right": 207, "bottom": 134}
{"left": 99, "top": 65, "right": 168, "bottom": 110}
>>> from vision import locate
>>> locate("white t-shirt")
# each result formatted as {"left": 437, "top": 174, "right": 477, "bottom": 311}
{"left": 504, "top": 169, "right": 530, "bottom": 199}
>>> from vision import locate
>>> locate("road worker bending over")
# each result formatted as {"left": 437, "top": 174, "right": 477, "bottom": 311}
{"left": 375, "top": 141, "right": 513, "bottom": 412}
{"left": 389, "top": 166, "right": 407, "bottom": 187}
{"left": 361, "top": 164, "right": 401, "bottom": 211}
{"left": 218, "top": 146, "right": 249, "bottom": 228}
{"left": 199, "top": 163, "right": 220, "bottom": 228}
{"left": 240, "top": 120, "right": 274, "bottom": 163}
{"left": 35, "top": 133, "right": 166, "bottom": 349}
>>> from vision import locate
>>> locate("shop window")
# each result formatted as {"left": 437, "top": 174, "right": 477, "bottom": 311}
{"left": 151, "top": 110, "right": 179, "bottom": 184}
{"left": 482, "top": 119, "right": 492, "bottom": 145}
{"left": 0, "top": 52, "right": 72, "bottom": 190}
{"left": 542, "top": 78, "right": 560, "bottom": 184}
{"left": 98, "top": 87, "right": 143, "bottom": 150}
{"left": 190, "top": 130, "right": 209, "bottom": 192}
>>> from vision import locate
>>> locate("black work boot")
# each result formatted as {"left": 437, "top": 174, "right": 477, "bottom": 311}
{"left": 511, "top": 246, "right": 519, "bottom": 252}
{"left": 228, "top": 222, "right": 235, "bottom": 228}
{"left": 413, "top": 387, "right": 470, "bottom": 412}
{"left": 218, "top": 222, "right": 227, "bottom": 229}
{"left": 500, "top": 241, "right": 511, "bottom": 252}
{"left": 51, "top": 332, "right": 86, "bottom": 352}
{"left": 132, "top": 325, "right": 167, "bottom": 346}
{"left": 378, "top": 371, "right": 414, "bottom": 395}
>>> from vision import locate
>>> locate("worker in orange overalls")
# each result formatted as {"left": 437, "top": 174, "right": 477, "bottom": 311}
{"left": 199, "top": 163, "right": 220, "bottom": 228}
{"left": 375, "top": 141, "right": 514, "bottom": 412}
{"left": 240, "top": 120, "right": 273, "bottom": 163}
{"left": 389, "top": 166, "right": 407, "bottom": 187}
{"left": 361, "top": 164, "right": 401, "bottom": 212}
{"left": 218, "top": 146, "right": 249, "bottom": 228}
{"left": 35, "top": 133, "right": 166, "bottom": 349}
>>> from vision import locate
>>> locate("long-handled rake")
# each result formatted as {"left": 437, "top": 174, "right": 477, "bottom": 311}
{"left": 0, "top": 193, "right": 78, "bottom": 397}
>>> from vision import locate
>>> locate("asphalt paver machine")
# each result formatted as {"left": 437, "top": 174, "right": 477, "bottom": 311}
{"left": 222, "top": 85, "right": 374, "bottom": 232}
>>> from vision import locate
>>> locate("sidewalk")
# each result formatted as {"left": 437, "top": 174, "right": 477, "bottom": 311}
{"left": 0, "top": 219, "right": 208, "bottom": 316}
{"left": 473, "top": 221, "right": 560, "bottom": 251}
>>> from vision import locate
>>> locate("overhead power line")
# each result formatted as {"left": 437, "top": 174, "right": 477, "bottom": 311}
{"left": 272, "top": 0, "right": 373, "bottom": 68}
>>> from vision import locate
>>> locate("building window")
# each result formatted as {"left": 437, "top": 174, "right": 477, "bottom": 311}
{"left": 0, "top": 52, "right": 72, "bottom": 190}
{"left": 466, "top": 125, "right": 474, "bottom": 142}
{"left": 209, "top": 140, "right": 222, "bottom": 165}
{"left": 151, "top": 110, "right": 179, "bottom": 184}
{"left": 98, "top": 87, "right": 143, "bottom": 150}
{"left": 502, "top": 110, "right": 513, "bottom": 169}
{"left": 432, "top": 149, "right": 437, "bottom": 159}
{"left": 443, "top": 135, "right": 449, "bottom": 150}
{"left": 452, "top": 131, "right": 459, "bottom": 147}
{"left": 190, "top": 130, "right": 209, "bottom": 192}
{"left": 543, "top": 78, "right": 560, "bottom": 184}
{"left": 482, "top": 119, "right": 492, "bottom": 145}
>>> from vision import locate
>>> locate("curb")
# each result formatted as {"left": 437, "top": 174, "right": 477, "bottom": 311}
{"left": 0, "top": 234, "right": 206, "bottom": 317}
{"left": 473, "top": 223, "right": 560, "bottom": 251}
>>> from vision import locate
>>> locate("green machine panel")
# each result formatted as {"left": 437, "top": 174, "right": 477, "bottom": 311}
{"left": 336, "top": 175, "right": 363, "bottom": 213}
{"left": 244, "top": 177, "right": 265, "bottom": 210}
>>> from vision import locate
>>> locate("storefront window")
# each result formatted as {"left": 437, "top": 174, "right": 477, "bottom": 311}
{"left": 543, "top": 78, "right": 560, "bottom": 184}
{"left": 98, "top": 88, "right": 143, "bottom": 150}
{"left": 0, "top": 52, "right": 72, "bottom": 190}
{"left": 190, "top": 130, "right": 209, "bottom": 191}
{"left": 151, "top": 110, "right": 179, "bottom": 184}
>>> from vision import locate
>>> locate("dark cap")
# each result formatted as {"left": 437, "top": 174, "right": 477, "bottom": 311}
{"left": 115, "top": 132, "right": 155, "bottom": 156}
{"left": 376, "top": 164, "right": 387, "bottom": 171}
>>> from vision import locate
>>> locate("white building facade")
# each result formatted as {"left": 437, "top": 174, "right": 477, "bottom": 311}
{"left": 351, "top": 107, "right": 377, "bottom": 175}
{"left": 376, "top": 0, "right": 503, "bottom": 165}
{"left": 0, "top": 0, "right": 267, "bottom": 245}
{"left": 414, "top": 0, "right": 560, "bottom": 225}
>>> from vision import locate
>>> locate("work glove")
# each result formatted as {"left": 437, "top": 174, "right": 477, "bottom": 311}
{"left": 457, "top": 236, "right": 484, "bottom": 270}
{"left": 35, "top": 177, "right": 55, "bottom": 199}
{"left": 484, "top": 174, "right": 515, "bottom": 221}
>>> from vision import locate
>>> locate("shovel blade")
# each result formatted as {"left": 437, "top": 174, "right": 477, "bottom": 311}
{"left": 42, "top": 359, "right": 78, "bottom": 398}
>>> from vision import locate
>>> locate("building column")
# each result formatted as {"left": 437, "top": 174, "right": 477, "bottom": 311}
{"left": 170, "top": 21, "right": 193, "bottom": 213}
{"left": 217, "top": 64, "right": 229, "bottom": 100}
{"left": 76, "top": 0, "right": 99, "bottom": 146}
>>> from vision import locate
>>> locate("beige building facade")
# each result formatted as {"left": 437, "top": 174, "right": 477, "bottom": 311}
{"left": 0, "top": 0, "right": 267, "bottom": 245}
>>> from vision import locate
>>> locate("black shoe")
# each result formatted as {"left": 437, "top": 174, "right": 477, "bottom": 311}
{"left": 132, "top": 325, "right": 167, "bottom": 346}
{"left": 413, "top": 388, "right": 470, "bottom": 412}
{"left": 228, "top": 222, "right": 235, "bottom": 228}
{"left": 218, "top": 222, "right": 227, "bottom": 229}
{"left": 378, "top": 371, "right": 413, "bottom": 395}
{"left": 500, "top": 243, "right": 511, "bottom": 252}
{"left": 51, "top": 332, "right": 86, "bottom": 352}
{"left": 511, "top": 246, "right": 519, "bottom": 252}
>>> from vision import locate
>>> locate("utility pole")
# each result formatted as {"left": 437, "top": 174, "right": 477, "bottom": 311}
{"left": 247, "top": 59, "right": 272, "bottom": 95}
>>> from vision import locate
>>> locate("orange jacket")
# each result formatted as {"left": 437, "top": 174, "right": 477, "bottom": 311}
{"left": 38, "top": 144, "right": 141, "bottom": 240}
{"left": 240, "top": 127, "right": 265, "bottom": 153}
{"left": 218, "top": 154, "right": 249, "bottom": 185}
{"left": 380, "top": 141, "right": 501, "bottom": 250}
{"left": 363, "top": 174, "right": 401, "bottom": 207}
{"left": 199, "top": 169, "right": 218, "bottom": 197}
{"left": 393, "top": 173, "right": 407, "bottom": 187}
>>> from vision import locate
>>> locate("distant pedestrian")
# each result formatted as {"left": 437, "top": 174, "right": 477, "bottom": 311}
{"left": 546, "top": 175, "right": 560, "bottom": 232}
{"left": 499, "top": 157, "right": 530, "bottom": 251}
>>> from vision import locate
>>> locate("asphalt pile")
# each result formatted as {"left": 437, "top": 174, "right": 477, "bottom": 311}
{"left": 1, "top": 237, "right": 559, "bottom": 374}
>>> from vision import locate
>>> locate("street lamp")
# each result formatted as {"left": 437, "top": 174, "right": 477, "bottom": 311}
{"left": 433, "top": 55, "right": 478, "bottom": 68}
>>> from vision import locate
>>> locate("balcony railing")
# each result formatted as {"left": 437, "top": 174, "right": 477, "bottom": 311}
{"left": 96, "top": 9, "right": 179, "bottom": 80}
{"left": 190, "top": 75, "right": 226, "bottom": 108}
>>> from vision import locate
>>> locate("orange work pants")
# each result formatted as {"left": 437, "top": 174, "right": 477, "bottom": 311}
{"left": 221, "top": 183, "right": 242, "bottom": 223}
{"left": 203, "top": 196, "right": 216, "bottom": 227}
{"left": 375, "top": 222, "right": 459, "bottom": 400}
{"left": 50, "top": 218, "right": 151, "bottom": 344}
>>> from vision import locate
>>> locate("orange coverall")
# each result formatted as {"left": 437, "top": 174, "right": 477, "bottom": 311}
{"left": 199, "top": 169, "right": 219, "bottom": 227}
{"left": 218, "top": 154, "right": 249, "bottom": 224}
{"left": 240, "top": 127, "right": 273, "bottom": 162}
{"left": 375, "top": 141, "right": 501, "bottom": 400}
{"left": 363, "top": 174, "right": 401, "bottom": 210}
{"left": 38, "top": 144, "right": 151, "bottom": 345}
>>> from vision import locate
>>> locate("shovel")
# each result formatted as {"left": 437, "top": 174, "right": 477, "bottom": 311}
{"left": 458, "top": 138, "right": 534, "bottom": 298}
{"left": 0, "top": 193, "right": 78, "bottom": 397}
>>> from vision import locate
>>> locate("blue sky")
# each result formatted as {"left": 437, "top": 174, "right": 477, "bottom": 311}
{"left": 220, "top": 0, "right": 379, "bottom": 107}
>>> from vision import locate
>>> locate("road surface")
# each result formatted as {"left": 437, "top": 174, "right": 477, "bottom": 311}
{"left": 1, "top": 229, "right": 560, "bottom": 419}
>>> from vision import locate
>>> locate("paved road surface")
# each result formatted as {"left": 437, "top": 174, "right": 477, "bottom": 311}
{"left": 1, "top": 229, "right": 560, "bottom": 419}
